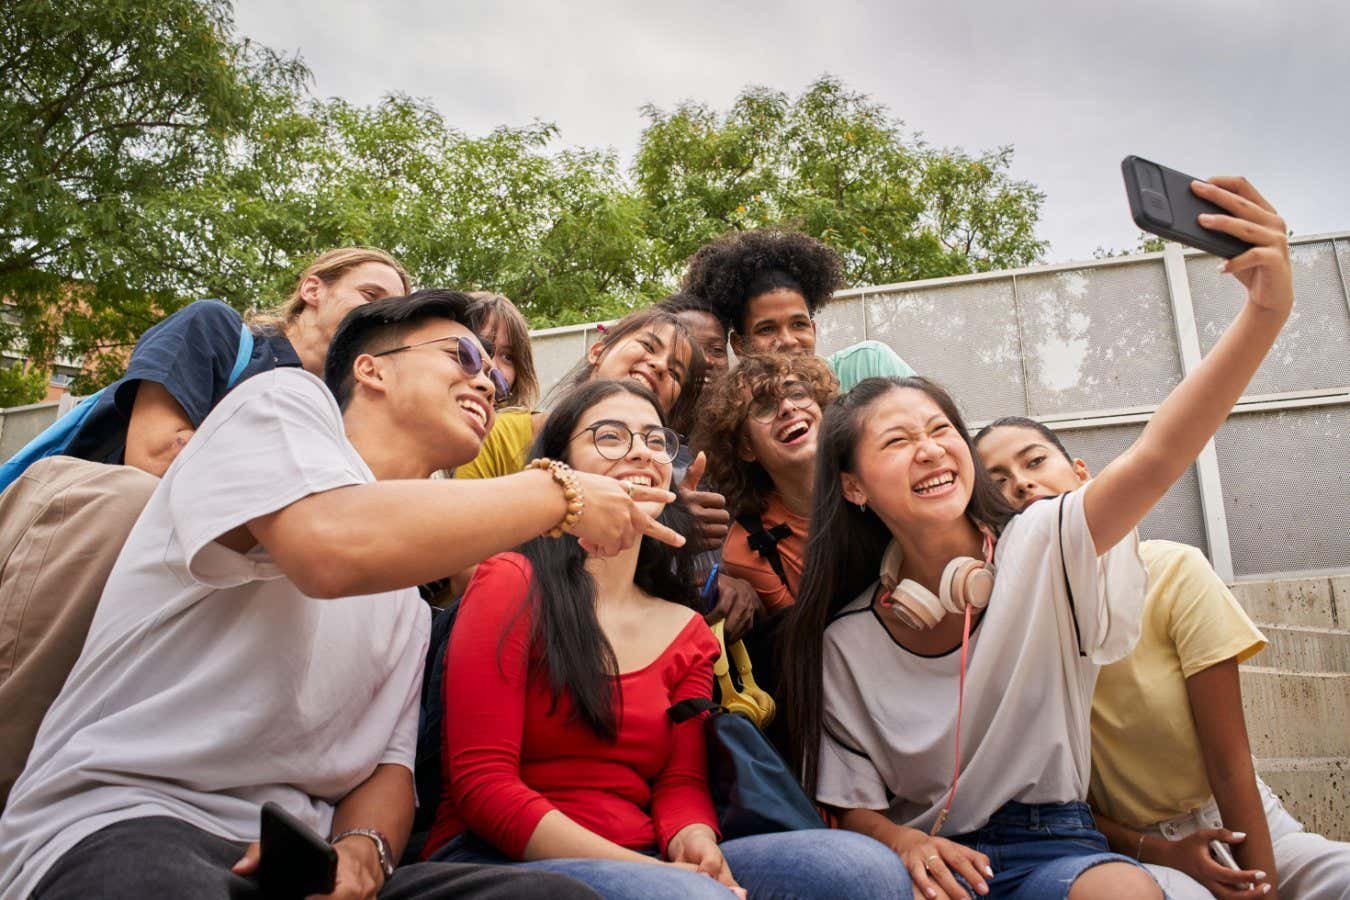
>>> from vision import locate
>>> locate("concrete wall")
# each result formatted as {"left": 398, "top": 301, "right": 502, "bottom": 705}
{"left": 7, "top": 234, "right": 1349, "bottom": 581}
{"left": 526, "top": 232, "right": 1350, "bottom": 583}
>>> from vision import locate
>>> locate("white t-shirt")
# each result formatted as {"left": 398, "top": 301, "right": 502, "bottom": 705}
{"left": 0, "top": 369, "right": 429, "bottom": 899}
{"left": 815, "top": 488, "right": 1146, "bottom": 836}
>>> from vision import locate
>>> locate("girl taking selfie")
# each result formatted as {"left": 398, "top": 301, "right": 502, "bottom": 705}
{"left": 782, "top": 176, "right": 1296, "bottom": 900}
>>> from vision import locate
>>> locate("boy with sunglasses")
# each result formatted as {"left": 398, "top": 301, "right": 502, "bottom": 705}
{"left": 0, "top": 290, "right": 694, "bottom": 900}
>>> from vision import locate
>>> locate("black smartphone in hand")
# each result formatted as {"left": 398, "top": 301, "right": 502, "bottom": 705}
{"left": 258, "top": 801, "right": 338, "bottom": 899}
{"left": 1121, "top": 156, "right": 1254, "bottom": 259}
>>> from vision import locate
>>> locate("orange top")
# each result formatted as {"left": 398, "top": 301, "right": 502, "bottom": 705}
{"left": 721, "top": 493, "right": 809, "bottom": 614}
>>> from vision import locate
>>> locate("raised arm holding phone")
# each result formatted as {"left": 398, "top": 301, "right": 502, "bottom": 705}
{"left": 782, "top": 172, "right": 1295, "bottom": 900}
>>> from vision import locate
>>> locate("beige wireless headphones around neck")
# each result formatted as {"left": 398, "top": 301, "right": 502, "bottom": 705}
{"left": 876, "top": 532, "right": 996, "bottom": 630}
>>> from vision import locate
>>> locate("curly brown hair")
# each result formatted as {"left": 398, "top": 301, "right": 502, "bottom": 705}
{"left": 692, "top": 353, "right": 839, "bottom": 520}
{"left": 681, "top": 230, "right": 845, "bottom": 336}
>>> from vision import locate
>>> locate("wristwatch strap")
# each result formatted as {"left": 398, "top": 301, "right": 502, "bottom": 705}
{"left": 331, "top": 828, "right": 394, "bottom": 878}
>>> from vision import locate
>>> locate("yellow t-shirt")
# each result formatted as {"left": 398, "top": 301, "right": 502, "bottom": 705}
{"left": 455, "top": 408, "right": 537, "bottom": 480}
{"left": 1088, "top": 539, "right": 1267, "bottom": 829}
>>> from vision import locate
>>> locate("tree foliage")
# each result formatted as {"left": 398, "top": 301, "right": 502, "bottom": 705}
{"left": 1093, "top": 232, "right": 1168, "bottom": 258}
{"left": 635, "top": 76, "right": 1048, "bottom": 286}
{"left": 0, "top": 359, "right": 48, "bottom": 408}
{"left": 0, "top": 0, "right": 306, "bottom": 389}
{"left": 2, "top": 4, "right": 1049, "bottom": 392}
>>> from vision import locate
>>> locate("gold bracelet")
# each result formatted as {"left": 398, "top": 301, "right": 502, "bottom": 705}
{"left": 528, "top": 458, "right": 584, "bottom": 538}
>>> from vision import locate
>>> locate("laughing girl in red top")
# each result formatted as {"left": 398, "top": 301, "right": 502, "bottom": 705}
{"left": 423, "top": 378, "right": 912, "bottom": 900}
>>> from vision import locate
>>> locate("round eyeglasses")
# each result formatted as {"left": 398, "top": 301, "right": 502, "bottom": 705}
{"left": 572, "top": 420, "right": 681, "bottom": 465}
{"left": 372, "top": 334, "right": 510, "bottom": 403}
{"left": 748, "top": 380, "right": 814, "bottom": 422}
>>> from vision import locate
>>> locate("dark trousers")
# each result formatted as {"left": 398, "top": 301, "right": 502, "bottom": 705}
{"left": 32, "top": 816, "right": 599, "bottom": 900}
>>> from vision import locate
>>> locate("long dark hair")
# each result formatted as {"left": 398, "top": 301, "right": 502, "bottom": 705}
{"left": 782, "top": 376, "right": 1017, "bottom": 793}
{"left": 516, "top": 379, "right": 701, "bottom": 741}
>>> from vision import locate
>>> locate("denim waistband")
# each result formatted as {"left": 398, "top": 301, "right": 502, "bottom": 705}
{"left": 980, "top": 800, "right": 1096, "bottom": 831}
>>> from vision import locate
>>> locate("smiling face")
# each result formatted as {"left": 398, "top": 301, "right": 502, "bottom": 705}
{"left": 566, "top": 391, "right": 674, "bottom": 514}
{"left": 367, "top": 319, "right": 497, "bottom": 470}
{"left": 739, "top": 379, "right": 823, "bottom": 484}
{"left": 976, "top": 424, "right": 1090, "bottom": 511}
{"left": 839, "top": 387, "right": 977, "bottom": 532}
{"left": 734, "top": 289, "right": 818, "bottom": 357}
{"left": 479, "top": 313, "right": 518, "bottom": 396}
{"left": 587, "top": 323, "right": 692, "bottom": 415}
{"left": 304, "top": 261, "right": 408, "bottom": 345}
{"left": 675, "top": 309, "right": 729, "bottom": 379}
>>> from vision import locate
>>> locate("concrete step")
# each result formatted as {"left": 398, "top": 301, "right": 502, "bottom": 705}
{"left": 1228, "top": 575, "right": 1347, "bottom": 630}
{"left": 1240, "top": 668, "right": 1350, "bottom": 760}
{"left": 1255, "top": 624, "right": 1350, "bottom": 674}
{"left": 1254, "top": 757, "right": 1349, "bottom": 842}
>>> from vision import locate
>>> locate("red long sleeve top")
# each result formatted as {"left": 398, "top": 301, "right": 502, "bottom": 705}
{"left": 422, "top": 553, "right": 721, "bottom": 861}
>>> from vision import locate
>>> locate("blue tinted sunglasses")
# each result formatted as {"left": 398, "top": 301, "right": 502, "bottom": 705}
{"left": 372, "top": 334, "right": 509, "bottom": 403}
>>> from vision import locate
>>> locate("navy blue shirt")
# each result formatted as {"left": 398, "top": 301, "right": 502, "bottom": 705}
{"left": 67, "top": 300, "right": 303, "bottom": 464}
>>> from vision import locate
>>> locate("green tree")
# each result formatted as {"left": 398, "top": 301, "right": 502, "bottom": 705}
{"left": 0, "top": 0, "right": 304, "bottom": 388}
{"left": 0, "top": 360, "right": 48, "bottom": 408}
{"left": 163, "top": 94, "right": 659, "bottom": 329}
{"left": 1093, "top": 232, "right": 1168, "bottom": 258}
{"left": 634, "top": 75, "right": 1048, "bottom": 286}
{"left": 5, "top": 5, "right": 1052, "bottom": 370}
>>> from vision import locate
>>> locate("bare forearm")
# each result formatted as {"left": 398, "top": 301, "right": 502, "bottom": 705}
{"left": 1189, "top": 658, "right": 1279, "bottom": 894}
{"left": 330, "top": 764, "right": 416, "bottom": 860}
{"left": 1093, "top": 810, "right": 1140, "bottom": 857}
{"left": 1142, "top": 302, "right": 1284, "bottom": 478}
{"left": 521, "top": 809, "right": 660, "bottom": 864}
{"left": 837, "top": 807, "right": 911, "bottom": 853}
{"left": 126, "top": 380, "right": 193, "bottom": 477}
{"left": 1212, "top": 767, "right": 1278, "bottom": 889}
{"left": 253, "top": 468, "right": 565, "bottom": 597}
{"left": 1087, "top": 302, "right": 1286, "bottom": 552}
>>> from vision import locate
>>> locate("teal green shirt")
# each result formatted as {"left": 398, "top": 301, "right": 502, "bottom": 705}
{"left": 826, "top": 340, "right": 915, "bottom": 392}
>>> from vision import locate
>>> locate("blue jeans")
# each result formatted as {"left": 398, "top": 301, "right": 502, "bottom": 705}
{"left": 431, "top": 829, "right": 911, "bottom": 899}
{"left": 950, "top": 801, "right": 1158, "bottom": 899}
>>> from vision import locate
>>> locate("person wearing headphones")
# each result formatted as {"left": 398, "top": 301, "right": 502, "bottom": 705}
{"left": 781, "top": 176, "right": 1296, "bottom": 900}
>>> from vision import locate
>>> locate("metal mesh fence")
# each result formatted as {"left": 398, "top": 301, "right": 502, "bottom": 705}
{"left": 1059, "top": 423, "right": 1209, "bottom": 555}
{"left": 814, "top": 296, "right": 867, "bottom": 356}
{"left": 1187, "top": 240, "right": 1350, "bottom": 395}
{"left": 9, "top": 235, "right": 1347, "bottom": 578}
{"left": 1016, "top": 260, "right": 1183, "bottom": 416}
{"left": 479, "top": 237, "right": 1350, "bottom": 579}
{"left": 1213, "top": 406, "right": 1350, "bottom": 576}
{"left": 864, "top": 279, "right": 1028, "bottom": 424}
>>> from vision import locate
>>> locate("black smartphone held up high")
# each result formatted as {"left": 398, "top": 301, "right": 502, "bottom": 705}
{"left": 1121, "top": 156, "right": 1254, "bottom": 259}
{"left": 258, "top": 801, "right": 338, "bottom": 899}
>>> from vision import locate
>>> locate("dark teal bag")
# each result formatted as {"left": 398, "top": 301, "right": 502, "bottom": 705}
{"left": 668, "top": 697, "right": 826, "bottom": 839}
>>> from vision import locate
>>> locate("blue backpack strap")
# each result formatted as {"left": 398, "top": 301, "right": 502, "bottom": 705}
{"left": 0, "top": 389, "right": 107, "bottom": 492}
{"left": 0, "top": 321, "right": 255, "bottom": 494}
{"left": 227, "top": 323, "right": 254, "bottom": 388}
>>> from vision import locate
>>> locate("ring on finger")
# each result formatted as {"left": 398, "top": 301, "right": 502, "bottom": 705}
{"left": 623, "top": 481, "right": 636, "bottom": 497}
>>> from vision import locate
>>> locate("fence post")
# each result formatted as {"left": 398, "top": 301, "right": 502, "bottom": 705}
{"left": 1163, "top": 243, "right": 1235, "bottom": 582}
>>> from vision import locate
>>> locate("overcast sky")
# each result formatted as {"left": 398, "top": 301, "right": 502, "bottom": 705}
{"left": 235, "top": 0, "right": 1348, "bottom": 266}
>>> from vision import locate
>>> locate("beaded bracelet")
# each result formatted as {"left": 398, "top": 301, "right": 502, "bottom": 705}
{"left": 528, "top": 457, "right": 585, "bottom": 538}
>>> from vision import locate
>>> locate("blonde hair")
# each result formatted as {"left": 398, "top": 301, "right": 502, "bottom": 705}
{"left": 468, "top": 291, "right": 540, "bottom": 409}
{"left": 248, "top": 247, "right": 411, "bottom": 331}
